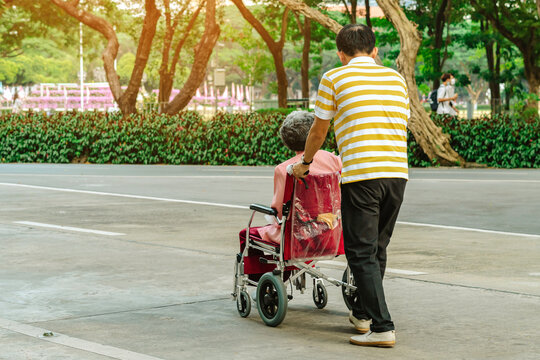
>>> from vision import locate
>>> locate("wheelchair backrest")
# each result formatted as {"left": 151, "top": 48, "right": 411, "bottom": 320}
{"left": 282, "top": 171, "right": 344, "bottom": 261}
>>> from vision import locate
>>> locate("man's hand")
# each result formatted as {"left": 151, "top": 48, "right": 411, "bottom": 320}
{"left": 452, "top": 94, "right": 458, "bottom": 100}
{"left": 291, "top": 162, "right": 310, "bottom": 180}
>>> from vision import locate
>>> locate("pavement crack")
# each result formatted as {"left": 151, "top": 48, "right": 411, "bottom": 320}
{"left": 29, "top": 297, "right": 230, "bottom": 325}
{"left": 390, "top": 276, "right": 540, "bottom": 298}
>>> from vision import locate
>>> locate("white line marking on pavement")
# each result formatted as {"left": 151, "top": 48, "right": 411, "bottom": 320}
{"left": 2, "top": 182, "right": 539, "bottom": 238}
{"left": 397, "top": 221, "right": 540, "bottom": 238}
{"left": 0, "top": 182, "right": 249, "bottom": 210}
{"left": 0, "top": 317, "right": 165, "bottom": 360}
{"left": 0, "top": 174, "right": 273, "bottom": 179}
{"left": 14, "top": 221, "right": 125, "bottom": 236}
{"left": 318, "top": 260, "right": 427, "bottom": 275}
{"left": 410, "top": 178, "right": 540, "bottom": 183}
{"left": 529, "top": 273, "right": 540, "bottom": 276}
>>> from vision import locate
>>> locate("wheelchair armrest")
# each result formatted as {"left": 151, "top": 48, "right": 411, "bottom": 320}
{"left": 249, "top": 204, "right": 277, "bottom": 216}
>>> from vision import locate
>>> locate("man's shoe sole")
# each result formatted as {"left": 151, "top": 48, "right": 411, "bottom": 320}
{"left": 349, "top": 338, "right": 395, "bottom": 348}
{"left": 355, "top": 327, "right": 369, "bottom": 334}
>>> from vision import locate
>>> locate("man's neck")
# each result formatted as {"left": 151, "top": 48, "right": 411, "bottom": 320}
{"left": 343, "top": 53, "right": 372, "bottom": 65}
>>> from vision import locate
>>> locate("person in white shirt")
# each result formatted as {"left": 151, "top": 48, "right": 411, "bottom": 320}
{"left": 437, "top": 73, "right": 458, "bottom": 115}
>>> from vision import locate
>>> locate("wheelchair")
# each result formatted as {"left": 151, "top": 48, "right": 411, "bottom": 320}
{"left": 232, "top": 171, "right": 357, "bottom": 326}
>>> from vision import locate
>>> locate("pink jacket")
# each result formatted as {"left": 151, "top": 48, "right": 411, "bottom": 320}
{"left": 258, "top": 150, "right": 342, "bottom": 244}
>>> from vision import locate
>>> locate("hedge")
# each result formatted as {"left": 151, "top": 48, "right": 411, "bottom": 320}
{"left": 0, "top": 111, "right": 538, "bottom": 168}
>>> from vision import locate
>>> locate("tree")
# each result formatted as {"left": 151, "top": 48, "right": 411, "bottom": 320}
{"left": 470, "top": 0, "right": 540, "bottom": 111}
{"left": 277, "top": 0, "right": 464, "bottom": 165}
{"left": 157, "top": 0, "right": 203, "bottom": 107}
{"left": 231, "top": 0, "right": 290, "bottom": 108}
{"left": 163, "top": 0, "right": 220, "bottom": 114}
{"left": 51, "top": 0, "right": 161, "bottom": 115}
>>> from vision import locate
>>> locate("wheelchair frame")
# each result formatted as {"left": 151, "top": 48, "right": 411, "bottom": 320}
{"left": 232, "top": 178, "right": 358, "bottom": 327}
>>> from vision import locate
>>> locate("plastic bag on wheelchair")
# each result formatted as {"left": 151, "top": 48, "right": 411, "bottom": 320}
{"left": 289, "top": 171, "right": 342, "bottom": 261}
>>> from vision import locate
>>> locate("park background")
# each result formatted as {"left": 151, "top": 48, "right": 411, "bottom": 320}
{"left": 0, "top": 0, "right": 538, "bottom": 168}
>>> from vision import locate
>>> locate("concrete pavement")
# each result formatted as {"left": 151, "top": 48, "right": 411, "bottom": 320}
{"left": 0, "top": 165, "right": 538, "bottom": 359}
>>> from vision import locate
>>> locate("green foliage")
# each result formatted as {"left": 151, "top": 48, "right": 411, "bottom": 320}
{"left": 433, "top": 114, "right": 540, "bottom": 168}
{"left": 0, "top": 38, "right": 77, "bottom": 85}
{"left": 117, "top": 53, "right": 135, "bottom": 86}
{"left": 0, "top": 111, "right": 332, "bottom": 165}
{"left": 1, "top": 112, "right": 537, "bottom": 169}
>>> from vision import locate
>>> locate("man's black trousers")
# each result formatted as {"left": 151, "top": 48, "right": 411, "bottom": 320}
{"left": 341, "top": 178, "right": 407, "bottom": 333}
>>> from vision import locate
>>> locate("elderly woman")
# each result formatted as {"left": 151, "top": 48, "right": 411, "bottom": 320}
{"left": 257, "top": 110, "right": 342, "bottom": 244}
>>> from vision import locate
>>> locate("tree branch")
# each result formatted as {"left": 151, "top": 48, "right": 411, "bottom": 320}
{"left": 50, "top": 0, "right": 122, "bottom": 101}
{"left": 279, "top": 8, "right": 290, "bottom": 46}
{"left": 340, "top": 0, "right": 353, "bottom": 22}
{"left": 275, "top": 0, "right": 343, "bottom": 34}
{"left": 165, "top": 0, "right": 220, "bottom": 113}
{"left": 231, "top": 0, "right": 278, "bottom": 49}
{"left": 170, "top": 1, "right": 204, "bottom": 74}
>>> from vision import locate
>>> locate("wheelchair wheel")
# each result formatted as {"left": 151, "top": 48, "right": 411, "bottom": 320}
{"left": 313, "top": 282, "right": 328, "bottom": 309}
{"left": 256, "top": 272, "right": 287, "bottom": 327}
{"left": 342, "top": 268, "right": 358, "bottom": 310}
{"left": 237, "top": 290, "right": 251, "bottom": 318}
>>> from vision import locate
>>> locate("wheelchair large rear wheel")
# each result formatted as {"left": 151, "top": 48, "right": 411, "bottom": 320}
{"left": 256, "top": 272, "right": 287, "bottom": 327}
{"left": 342, "top": 268, "right": 358, "bottom": 310}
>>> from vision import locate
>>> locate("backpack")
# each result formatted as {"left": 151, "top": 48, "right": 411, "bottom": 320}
{"left": 428, "top": 90, "right": 438, "bottom": 111}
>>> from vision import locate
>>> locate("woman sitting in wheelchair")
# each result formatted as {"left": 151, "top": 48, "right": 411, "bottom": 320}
{"left": 256, "top": 110, "right": 341, "bottom": 244}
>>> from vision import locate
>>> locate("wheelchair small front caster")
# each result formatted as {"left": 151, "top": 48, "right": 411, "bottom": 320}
{"left": 237, "top": 290, "right": 251, "bottom": 318}
{"left": 313, "top": 282, "right": 328, "bottom": 309}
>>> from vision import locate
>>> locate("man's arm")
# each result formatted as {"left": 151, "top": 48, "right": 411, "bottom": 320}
{"left": 291, "top": 116, "right": 331, "bottom": 179}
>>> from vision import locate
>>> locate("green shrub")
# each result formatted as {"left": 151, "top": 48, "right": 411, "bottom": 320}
{"left": 433, "top": 114, "right": 540, "bottom": 168}
{"left": 0, "top": 111, "right": 538, "bottom": 168}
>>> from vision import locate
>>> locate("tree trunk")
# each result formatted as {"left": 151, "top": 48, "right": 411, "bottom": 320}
{"left": 523, "top": 54, "right": 540, "bottom": 112}
{"left": 51, "top": 0, "right": 160, "bottom": 116}
{"left": 537, "top": 0, "right": 540, "bottom": 18}
{"left": 158, "top": 2, "right": 202, "bottom": 107}
{"left": 119, "top": 0, "right": 160, "bottom": 114}
{"left": 232, "top": 0, "right": 289, "bottom": 108}
{"left": 351, "top": 0, "right": 357, "bottom": 24}
{"left": 471, "top": 0, "right": 539, "bottom": 112}
{"left": 376, "top": 0, "right": 464, "bottom": 165}
{"left": 431, "top": 0, "right": 449, "bottom": 90}
{"left": 164, "top": 0, "right": 220, "bottom": 114}
{"left": 365, "top": 0, "right": 372, "bottom": 28}
{"left": 301, "top": 17, "right": 311, "bottom": 101}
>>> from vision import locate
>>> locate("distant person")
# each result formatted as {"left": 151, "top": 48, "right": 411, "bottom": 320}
{"left": 12, "top": 92, "right": 22, "bottom": 113}
{"left": 437, "top": 73, "right": 458, "bottom": 115}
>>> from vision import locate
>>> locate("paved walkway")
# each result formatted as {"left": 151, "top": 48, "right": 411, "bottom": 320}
{"left": 0, "top": 165, "right": 539, "bottom": 359}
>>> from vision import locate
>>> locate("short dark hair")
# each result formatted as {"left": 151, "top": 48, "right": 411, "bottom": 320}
{"left": 336, "top": 24, "right": 376, "bottom": 57}
{"left": 441, "top": 73, "right": 452, "bottom": 82}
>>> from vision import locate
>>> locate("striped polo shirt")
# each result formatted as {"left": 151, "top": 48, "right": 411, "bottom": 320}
{"left": 314, "top": 56, "right": 410, "bottom": 184}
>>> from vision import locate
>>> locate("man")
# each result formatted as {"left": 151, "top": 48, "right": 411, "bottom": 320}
{"left": 291, "top": 24, "right": 409, "bottom": 348}
{"left": 437, "top": 73, "right": 458, "bottom": 115}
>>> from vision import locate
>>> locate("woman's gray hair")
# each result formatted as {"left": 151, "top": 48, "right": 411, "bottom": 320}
{"left": 279, "top": 111, "right": 314, "bottom": 151}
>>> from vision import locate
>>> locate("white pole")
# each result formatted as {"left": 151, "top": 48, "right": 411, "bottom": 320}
{"left": 79, "top": 21, "right": 84, "bottom": 111}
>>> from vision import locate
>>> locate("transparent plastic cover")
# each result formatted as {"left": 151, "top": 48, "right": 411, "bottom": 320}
{"left": 289, "top": 172, "right": 342, "bottom": 261}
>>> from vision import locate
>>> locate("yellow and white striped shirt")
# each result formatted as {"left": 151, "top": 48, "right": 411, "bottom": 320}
{"left": 314, "top": 56, "right": 410, "bottom": 184}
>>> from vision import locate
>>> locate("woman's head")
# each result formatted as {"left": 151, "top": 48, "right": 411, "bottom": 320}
{"left": 279, "top": 111, "right": 314, "bottom": 152}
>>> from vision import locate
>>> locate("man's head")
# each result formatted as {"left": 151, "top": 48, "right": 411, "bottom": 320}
{"left": 280, "top": 111, "right": 314, "bottom": 152}
{"left": 441, "top": 73, "right": 455, "bottom": 85}
{"left": 336, "top": 24, "right": 377, "bottom": 65}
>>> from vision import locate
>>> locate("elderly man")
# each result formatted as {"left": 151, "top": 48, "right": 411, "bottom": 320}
{"left": 292, "top": 24, "right": 410, "bottom": 348}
